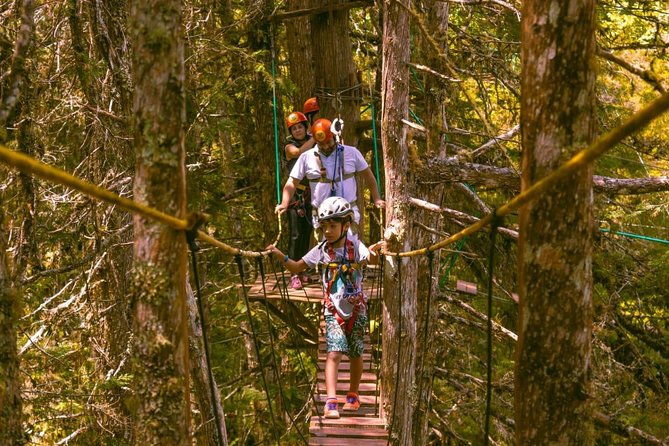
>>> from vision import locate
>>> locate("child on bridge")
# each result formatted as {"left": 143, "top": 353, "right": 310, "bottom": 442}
{"left": 267, "top": 196, "right": 382, "bottom": 419}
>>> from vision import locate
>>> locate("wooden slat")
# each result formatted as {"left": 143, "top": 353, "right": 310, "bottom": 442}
{"left": 314, "top": 394, "right": 378, "bottom": 405}
{"left": 317, "top": 382, "right": 378, "bottom": 394}
{"left": 309, "top": 438, "right": 388, "bottom": 446}
{"left": 310, "top": 417, "right": 387, "bottom": 428}
{"left": 317, "top": 371, "right": 377, "bottom": 382}
{"left": 312, "top": 406, "right": 378, "bottom": 417}
{"left": 309, "top": 426, "right": 388, "bottom": 439}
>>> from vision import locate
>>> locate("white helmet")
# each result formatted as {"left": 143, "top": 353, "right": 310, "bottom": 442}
{"left": 318, "top": 196, "right": 353, "bottom": 222}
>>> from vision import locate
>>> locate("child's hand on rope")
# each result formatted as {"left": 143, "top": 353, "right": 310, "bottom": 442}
{"left": 368, "top": 240, "right": 386, "bottom": 256}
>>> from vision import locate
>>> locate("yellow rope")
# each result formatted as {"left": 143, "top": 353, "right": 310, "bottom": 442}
{"left": 2, "top": 90, "right": 668, "bottom": 260}
{"left": 382, "top": 91, "right": 669, "bottom": 257}
{"left": 0, "top": 145, "right": 274, "bottom": 258}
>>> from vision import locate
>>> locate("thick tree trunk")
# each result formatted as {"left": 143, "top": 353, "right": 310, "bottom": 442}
{"left": 285, "top": 0, "right": 315, "bottom": 107}
{"left": 380, "top": 1, "right": 415, "bottom": 444}
{"left": 247, "top": 0, "right": 279, "bottom": 238}
{"left": 310, "top": 0, "right": 360, "bottom": 145}
{"left": 128, "top": 0, "right": 190, "bottom": 443}
{"left": 515, "top": 0, "right": 597, "bottom": 443}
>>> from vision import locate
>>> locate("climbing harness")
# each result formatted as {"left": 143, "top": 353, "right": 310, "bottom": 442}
{"left": 322, "top": 238, "right": 366, "bottom": 335}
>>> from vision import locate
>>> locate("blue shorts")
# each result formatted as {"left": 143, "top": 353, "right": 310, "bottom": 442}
{"left": 325, "top": 313, "right": 367, "bottom": 358}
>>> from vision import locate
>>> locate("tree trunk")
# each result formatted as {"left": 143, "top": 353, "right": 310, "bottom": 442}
{"left": 515, "top": 0, "right": 597, "bottom": 443}
{"left": 411, "top": 2, "right": 449, "bottom": 444}
{"left": 0, "top": 208, "right": 23, "bottom": 446}
{"left": 285, "top": 0, "right": 315, "bottom": 107}
{"left": 310, "top": 0, "right": 361, "bottom": 145}
{"left": 246, "top": 0, "right": 279, "bottom": 239}
{"left": 128, "top": 0, "right": 190, "bottom": 443}
{"left": 380, "top": 0, "right": 415, "bottom": 444}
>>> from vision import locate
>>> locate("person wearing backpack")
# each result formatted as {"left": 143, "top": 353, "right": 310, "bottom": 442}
{"left": 266, "top": 196, "right": 383, "bottom": 419}
{"left": 283, "top": 111, "right": 316, "bottom": 289}
{"left": 275, "top": 118, "right": 385, "bottom": 233}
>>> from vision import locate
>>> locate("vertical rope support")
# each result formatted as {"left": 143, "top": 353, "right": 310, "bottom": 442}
{"left": 270, "top": 24, "right": 281, "bottom": 205}
{"left": 388, "top": 255, "right": 403, "bottom": 446}
{"left": 484, "top": 211, "right": 503, "bottom": 445}
{"left": 235, "top": 255, "right": 279, "bottom": 444}
{"left": 371, "top": 102, "right": 382, "bottom": 198}
{"left": 187, "top": 230, "right": 227, "bottom": 446}
{"left": 255, "top": 258, "right": 309, "bottom": 445}
{"left": 415, "top": 249, "right": 434, "bottom": 423}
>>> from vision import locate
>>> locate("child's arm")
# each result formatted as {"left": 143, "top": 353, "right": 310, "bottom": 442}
{"left": 265, "top": 244, "right": 308, "bottom": 274}
{"left": 366, "top": 240, "right": 386, "bottom": 266}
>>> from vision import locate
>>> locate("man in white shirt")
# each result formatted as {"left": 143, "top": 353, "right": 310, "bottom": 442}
{"left": 275, "top": 118, "right": 385, "bottom": 228}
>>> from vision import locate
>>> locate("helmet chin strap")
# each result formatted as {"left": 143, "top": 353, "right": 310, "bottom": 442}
{"left": 331, "top": 226, "right": 347, "bottom": 246}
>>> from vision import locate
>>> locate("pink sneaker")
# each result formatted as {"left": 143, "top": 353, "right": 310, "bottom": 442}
{"left": 300, "top": 273, "right": 310, "bottom": 284}
{"left": 290, "top": 275, "right": 303, "bottom": 290}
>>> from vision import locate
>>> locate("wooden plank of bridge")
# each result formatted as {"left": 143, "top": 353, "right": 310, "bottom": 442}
{"left": 245, "top": 267, "right": 383, "bottom": 304}
{"left": 309, "top": 321, "right": 387, "bottom": 445}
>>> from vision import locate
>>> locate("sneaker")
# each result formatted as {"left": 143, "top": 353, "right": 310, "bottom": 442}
{"left": 300, "top": 273, "right": 310, "bottom": 284}
{"left": 342, "top": 392, "right": 360, "bottom": 411}
{"left": 290, "top": 275, "right": 303, "bottom": 290}
{"left": 324, "top": 397, "right": 340, "bottom": 419}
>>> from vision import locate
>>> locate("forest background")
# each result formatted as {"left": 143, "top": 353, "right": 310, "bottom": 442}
{"left": 0, "top": 0, "right": 668, "bottom": 444}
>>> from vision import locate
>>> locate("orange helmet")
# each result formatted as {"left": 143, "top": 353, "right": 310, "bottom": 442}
{"left": 285, "top": 111, "right": 308, "bottom": 129}
{"left": 303, "top": 97, "right": 319, "bottom": 114}
{"left": 312, "top": 119, "right": 333, "bottom": 143}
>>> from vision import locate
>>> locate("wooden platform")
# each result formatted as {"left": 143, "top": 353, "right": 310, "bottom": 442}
{"left": 245, "top": 268, "right": 383, "bottom": 304}
{"left": 309, "top": 322, "right": 387, "bottom": 445}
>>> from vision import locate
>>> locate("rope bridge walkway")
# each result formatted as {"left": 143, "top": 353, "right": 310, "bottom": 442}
{"left": 244, "top": 267, "right": 387, "bottom": 444}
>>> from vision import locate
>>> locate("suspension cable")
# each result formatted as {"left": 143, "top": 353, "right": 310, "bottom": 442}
{"left": 387, "top": 254, "right": 404, "bottom": 446}
{"left": 484, "top": 210, "right": 503, "bottom": 445}
{"left": 187, "top": 227, "right": 227, "bottom": 446}
{"left": 414, "top": 249, "right": 434, "bottom": 425}
{"left": 255, "top": 258, "right": 309, "bottom": 445}
{"left": 235, "top": 255, "right": 280, "bottom": 444}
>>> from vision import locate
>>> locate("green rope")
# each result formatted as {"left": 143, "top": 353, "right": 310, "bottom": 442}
{"left": 371, "top": 102, "right": 382, "bottom": 198}
{"left": 409, "top": 108, "right": 423, "bottom": 126}
{"left": 410, "top": 65, "right": 426, "bottom": 95}
{"left": 270, "top": 29, "right": 281, "bottom": 205}
{"left": 439, "top": 238, "right": 466, "bottom": 291}
{"left": 600, "top": 228, "right": 669, "bottom": 245}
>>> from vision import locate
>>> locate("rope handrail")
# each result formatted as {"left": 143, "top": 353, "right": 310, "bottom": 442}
{"left": 2, "top": 91, "right": 668, "bottom": 260}
{"left": 0, "top": 144, "right": 275, "bottom": 258}
{"left": 381, "top": 91, "right": 669, "bottom": 258}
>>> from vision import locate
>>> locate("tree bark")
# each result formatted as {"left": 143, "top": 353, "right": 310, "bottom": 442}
{"left": 285, "top": 0, "right": 315, "bottom": 107}
{"left": 380, "top": 0, "right": 415, "bottom": 444}
{"left": 515, "top": 0, "right": 597, "bottom": 443}
{"left": 310, "top": 0, "right": 361, "bottom": 145}
{"left": 411, "top": 2, "right": 449, "bottom": 444}
{"left": 0, "top": 207, "right": 24, "bottom": 446}
{"left": 417, "top": 157, "right": 669, "bottom": 195}
{"left": 128, "top": 0, "right": 190, "bottom": 443}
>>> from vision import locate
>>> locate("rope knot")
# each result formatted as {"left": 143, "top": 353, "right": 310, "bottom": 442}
{"left": 185, "top": 212, "right": 209, "bottom": 252}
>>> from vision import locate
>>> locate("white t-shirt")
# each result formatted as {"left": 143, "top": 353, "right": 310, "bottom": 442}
{"left": 289, "top": 144, "right": 369, "bottom": 224}
{"left": 302, "top": 236, "right": 370, "bottom": 318}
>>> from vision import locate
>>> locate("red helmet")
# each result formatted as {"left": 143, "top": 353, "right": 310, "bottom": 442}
{"left": 312, "top": 119, "right": 333, "bottom": 143}
{"left": 285, "top": 111, "right": 308, "bottom": 129}
{"left": 303, "top": 97, "right": 320, "bottom": 114}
